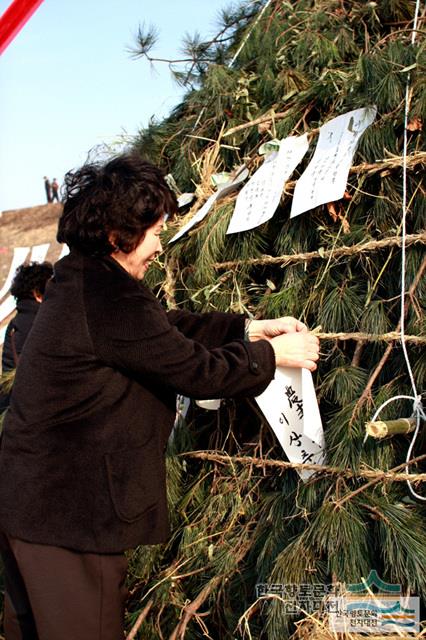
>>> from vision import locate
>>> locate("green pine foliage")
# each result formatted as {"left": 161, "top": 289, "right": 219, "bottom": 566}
{"left": 127, "top": 1, "right": 425, "bottom": 638}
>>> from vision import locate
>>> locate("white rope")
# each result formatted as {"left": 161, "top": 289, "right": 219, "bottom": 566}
{"left": 230, "top": 0, "right": 274, "bottom": 67}
{"left": 367, "top": 0, "right": 425, "bottom": 500}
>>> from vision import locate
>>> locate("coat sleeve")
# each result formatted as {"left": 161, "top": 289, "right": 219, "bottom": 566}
{"left": 166, "top": 309, "right": 246, "bottom": 349}
{"left": 90, "top": 291, "right": 275, "bottom": 400}
{"left": 2, "top": 321, "right": 16, "bottom": 373}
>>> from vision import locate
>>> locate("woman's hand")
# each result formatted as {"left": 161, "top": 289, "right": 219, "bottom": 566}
{"left": 269, "top": 332, "right": 320, "bottom": 371}
{"left": 247, "top": 317, "right": 307, "bottom": 341}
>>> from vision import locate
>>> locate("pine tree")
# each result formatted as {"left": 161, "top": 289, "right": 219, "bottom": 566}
{"left": 125, "top": 2, "right": 425, "bottom": 638}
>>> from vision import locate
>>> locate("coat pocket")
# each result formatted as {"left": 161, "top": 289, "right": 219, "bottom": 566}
{"left": 104, "top": 439, "right": 159, "bottom": 523}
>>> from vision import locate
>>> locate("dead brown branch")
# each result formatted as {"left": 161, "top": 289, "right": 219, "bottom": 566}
{"left": 333, "top": 454, "right": 426, "bottom": 509}
{"left": 126, "top": 598, "right": 154, "bottom": 640}
{"left": 168, "top": 576, "right": 221, "bottom": 640}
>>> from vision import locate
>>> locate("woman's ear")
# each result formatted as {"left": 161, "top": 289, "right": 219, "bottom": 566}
{"left": 33, "top": 290, "right": 43, "bottom": 303}
{"left": 108, "top": 232, "right": 119, "bottom": 253}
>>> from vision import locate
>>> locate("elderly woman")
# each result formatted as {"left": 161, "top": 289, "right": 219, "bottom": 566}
{"left": 0, "top": 153, "right": 319, "bottom": 639}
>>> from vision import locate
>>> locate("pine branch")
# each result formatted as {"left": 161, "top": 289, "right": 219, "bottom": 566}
{"left": 351, "top": 255, "right": 426, "bottom": 421}
{"left": 167, "top": 531, "right": 254, "bottom": 640}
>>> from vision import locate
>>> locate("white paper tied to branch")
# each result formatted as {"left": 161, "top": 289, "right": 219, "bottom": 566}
{"left": 290, "top": 106, "right": 377, "bottom": 218}
{"left": 226, "top": 134, "right": 309, "bottom": 235}
{"left": 169, "top": 165, "right": 249, "bottom": 243}
{"left": 255, "top": 367, "right": 325, "bottom": 480}
{"left": 195, "top": 398, "right": 221, "bottom": 410}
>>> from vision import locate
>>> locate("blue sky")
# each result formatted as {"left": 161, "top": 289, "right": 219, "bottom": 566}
{"left": 0, "top": 0, "right": 230, "bottom": 211}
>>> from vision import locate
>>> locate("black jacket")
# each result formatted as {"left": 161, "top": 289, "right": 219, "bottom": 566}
{"left": 0, "top": 252, "right": 275, "bottom": 552}
{"left": 0, "top": 299, "right": 40, "bottom": 412}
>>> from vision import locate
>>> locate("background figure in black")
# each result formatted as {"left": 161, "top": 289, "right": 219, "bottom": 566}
{"left": 51, "top": 178, "right": 60, "bottom": 202}
{"left": 43, "top": 176, "right": 52, "bottom": 203}
{"left": 0, "top": 262, "right": 54, "bottom": 413}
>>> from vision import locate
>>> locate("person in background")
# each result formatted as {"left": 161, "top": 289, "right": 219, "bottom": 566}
{"left": 0, "top": 153, "right": 319, "bottom": 639}
{"left": 43, "top": 176, "right": 52, "bottom": 203}
{"left": 51, "top": 178, "right": 60, "bottom": 203}
{"left": 0, "top": 262, "right": 53, "bottom": 413}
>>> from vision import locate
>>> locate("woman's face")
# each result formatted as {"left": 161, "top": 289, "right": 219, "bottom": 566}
{"left": 110, "top": 217, "right": 165, "bottom": 280}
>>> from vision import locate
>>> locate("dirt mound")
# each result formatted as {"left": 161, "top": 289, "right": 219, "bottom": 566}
{"left": 0, "top": 203, "right": 65, "bottom": 342}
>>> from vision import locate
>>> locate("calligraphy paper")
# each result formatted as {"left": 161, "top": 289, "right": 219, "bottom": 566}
{"left": 291, "top": 107, "right": 377, "bottom": 218}
{"left": 255, "top": 367, "right": 325, "bottom": 480}
{"left": 169, "top": 166, "right": 249, "bottom": 243}
{"left": 226, "top": 135, "right": 309, "bottom": 234}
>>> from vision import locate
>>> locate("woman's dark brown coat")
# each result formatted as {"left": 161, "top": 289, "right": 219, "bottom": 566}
{"left": 0, "top": 252, "right": 275, "bottom": 553}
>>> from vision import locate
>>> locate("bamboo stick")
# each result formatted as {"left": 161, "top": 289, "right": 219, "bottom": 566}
{"left": 365, "top": 417, "right": 416, "bottom": 439}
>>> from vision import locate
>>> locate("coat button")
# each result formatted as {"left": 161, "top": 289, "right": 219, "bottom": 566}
{"left": 252, "top": 361, "right": 259, "bottom": 372}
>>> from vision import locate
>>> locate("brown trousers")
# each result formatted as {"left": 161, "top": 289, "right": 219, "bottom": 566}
{"left": 1, "top": 534, "right": 128, "bottom": 640}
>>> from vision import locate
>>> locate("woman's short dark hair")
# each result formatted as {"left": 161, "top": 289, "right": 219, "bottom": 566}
{"left": 57, "top": 153, "right": 178, "bottom": 257}
{"left": 11, "top": 262, "right": 54, "bottom": 301}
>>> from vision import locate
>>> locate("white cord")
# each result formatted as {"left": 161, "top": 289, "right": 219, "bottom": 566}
{"left": 367, "top": 0, "right": 425, "bottom": 500}
{"left": 192, "top": 0, "right": 273, "bottom": 130}
{"left": 230, "top": 0, "right": 274, "bottom": 67}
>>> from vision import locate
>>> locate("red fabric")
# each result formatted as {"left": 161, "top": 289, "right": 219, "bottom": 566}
{"left": 0, "top": 0, "right": 44, "bottom": 55}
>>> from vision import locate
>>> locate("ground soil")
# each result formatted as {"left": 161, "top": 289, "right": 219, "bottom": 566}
{"left": 0, "top": 203, "right": 64, "bottom": 354}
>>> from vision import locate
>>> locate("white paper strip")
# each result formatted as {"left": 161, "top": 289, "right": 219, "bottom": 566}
{"left": 290, "top": 107, "right": 377, "bottom": 218}
{"left": 169, "top": 166, "right": 249, "bottom": 243}
{"left": 57, "top": 244, "right": 70, "bottom": 260}
{"left": 0, "top": 326, "right": 7, "bottom": 347}
{"left": 0, "top": 247, "right": 30, "bottom": 301}
{"left": 170, "top": 395, "right": 192, "bottom": 442}
{"left": 255, "top": 367, "right": 325, "bottom": 480}
{"left": 0, "top": 296, "right": 16, "bottom": 324}
{"left": 195, "top": 399, "right": 221, "bottom": 410}
{"left": 29, "top": 243, "right": 50, "bottom": 263}
{"left": 177, "top": 395, "right": 191, "bottom": 421}
{"left": 227, "top": 135, "right": 309, "bottom": 234}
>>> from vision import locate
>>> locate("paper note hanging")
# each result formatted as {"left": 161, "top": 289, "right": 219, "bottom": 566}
{"left": 255, "top": 367, "right": 325, "bottom": 480}
{"left": 169, "top": 165, "right": 249, "bottom": 243}
{"left": 226, "top": 135, "right": 309, "bottom": 234}
{"left": 290, "top": 107, "right": 377, "bottom": 218}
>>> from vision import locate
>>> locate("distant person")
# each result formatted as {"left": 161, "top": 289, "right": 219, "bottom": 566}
{"left": 0, "top": 262, "right": 53, "bottom": 413}
{"left": 51, "top": 178, "right": 60, "bottom": 203}
{"left": 43, "top": 176, "right": 52, "bottom": 203}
